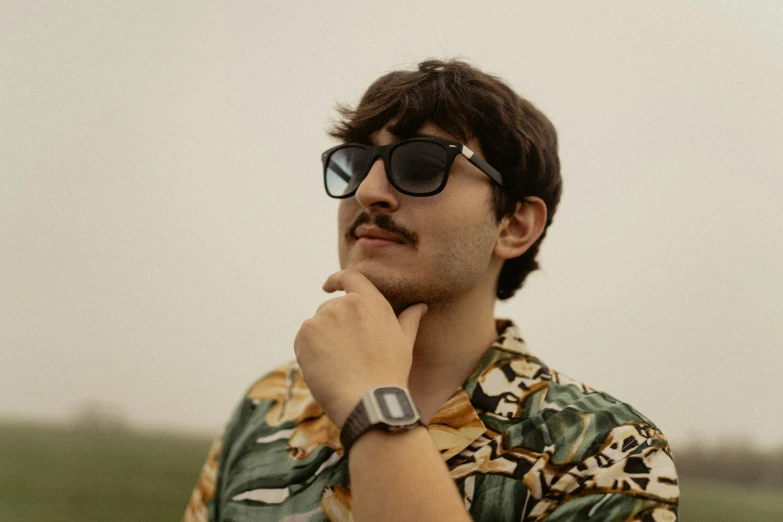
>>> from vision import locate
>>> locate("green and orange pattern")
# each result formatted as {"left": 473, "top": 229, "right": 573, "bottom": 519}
{"left": 184, "top": 320, "right": 679, "bottom": 521}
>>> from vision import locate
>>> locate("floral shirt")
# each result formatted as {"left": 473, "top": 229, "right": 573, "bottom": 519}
{"left": 183, "top": 319, "right": 679, "bottom": 521}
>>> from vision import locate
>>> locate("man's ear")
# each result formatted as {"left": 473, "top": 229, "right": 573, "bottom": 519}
{"left": 494, "top": 197, "right": 548, "bottom": 260}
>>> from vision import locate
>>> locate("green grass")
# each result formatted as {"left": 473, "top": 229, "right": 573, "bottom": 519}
{"left": 0, "top": 421, "right": 213, "bottom": 522}
{"left": 1, "top": 420, "right": 782, "bottom": 521}
{"left": 678, "top": 477, "right": 783, "bottom": 522}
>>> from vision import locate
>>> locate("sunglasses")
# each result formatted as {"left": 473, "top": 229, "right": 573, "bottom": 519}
{"left": 321, "top": 136, "right": 505, "bottom": 198}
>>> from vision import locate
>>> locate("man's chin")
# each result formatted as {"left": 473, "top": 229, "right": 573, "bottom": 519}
{"left": 341, "top": 260, "right": 392, "bottom": 281}
{"left": 339, "top": 260, "right": 426, "bottom": 305}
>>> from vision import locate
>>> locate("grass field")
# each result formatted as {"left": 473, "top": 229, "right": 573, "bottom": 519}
{"left": 0, "top": 421, "right": 210, "bottom": 522}
{"left": 1, "top": 421, "right": 781, "bottom": 521}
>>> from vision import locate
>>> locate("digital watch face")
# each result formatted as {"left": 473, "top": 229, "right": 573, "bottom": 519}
{"left": 373, "top": 387, "right": 416, "bottom": 423}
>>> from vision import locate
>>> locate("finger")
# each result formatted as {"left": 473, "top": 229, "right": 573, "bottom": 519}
{"left": 396, "top": 303, "right": 428, "bottom": 345}
{"left": 322, "top": 269, "right": 382, "bottom": 298}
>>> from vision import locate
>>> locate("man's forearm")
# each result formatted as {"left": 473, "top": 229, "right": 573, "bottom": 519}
{"left": 348, "top": 426, "right": 473, "bottom": 522}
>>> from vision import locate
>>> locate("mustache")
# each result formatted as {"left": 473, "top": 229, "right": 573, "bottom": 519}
{"left": 347, "top": 213, "right": 418, "bottom": 247}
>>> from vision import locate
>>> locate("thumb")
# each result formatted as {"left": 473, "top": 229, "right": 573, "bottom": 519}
{"left": 397, "top": 303, "right": 428, "bottom": 344}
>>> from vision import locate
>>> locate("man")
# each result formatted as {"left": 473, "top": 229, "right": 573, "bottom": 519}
{"left": 183, "top": 59, "right": 679, "bottom": 521}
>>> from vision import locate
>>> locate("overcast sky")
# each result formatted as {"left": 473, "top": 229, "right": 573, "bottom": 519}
{"left": 2, "top": 1, "right": 781, "bottom": 448}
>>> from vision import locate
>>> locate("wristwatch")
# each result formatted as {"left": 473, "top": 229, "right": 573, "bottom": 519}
{"left": 340, "top": 386, "right": 426, "bottom": 456}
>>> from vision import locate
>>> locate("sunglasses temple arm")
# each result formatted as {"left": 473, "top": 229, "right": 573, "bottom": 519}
{"left": 467, "top": 154, "right": 505, "bottom": 187}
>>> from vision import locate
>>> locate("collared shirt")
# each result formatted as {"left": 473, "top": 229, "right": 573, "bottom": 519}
{"left": 183, "top": 319, "right": 680, "bottom": 521}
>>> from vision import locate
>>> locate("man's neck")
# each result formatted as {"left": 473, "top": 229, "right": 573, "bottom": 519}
{"left": 405, "top": 283, "right": 500, "bottom": 423}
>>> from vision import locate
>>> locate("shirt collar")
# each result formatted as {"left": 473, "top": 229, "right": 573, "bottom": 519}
{"left": 427, "top": 318, "right": 531, "bottom": 461}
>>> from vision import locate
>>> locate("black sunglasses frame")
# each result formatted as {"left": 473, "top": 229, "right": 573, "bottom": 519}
{"left": 321, "top": 136, "right": 505, "bottom": 199}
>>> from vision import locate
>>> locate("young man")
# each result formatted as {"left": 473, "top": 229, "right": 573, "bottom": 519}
{"left": 184, "top": 60, "right": 679, "bottom": 522}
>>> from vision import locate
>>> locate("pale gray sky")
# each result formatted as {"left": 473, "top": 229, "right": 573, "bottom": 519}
{"left": 1, "top": 1, "right": 781, "bottom": 448}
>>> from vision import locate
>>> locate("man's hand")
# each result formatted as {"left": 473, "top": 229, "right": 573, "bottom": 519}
{"left": 293, "top": 269, "right": 428, "bottom": 428}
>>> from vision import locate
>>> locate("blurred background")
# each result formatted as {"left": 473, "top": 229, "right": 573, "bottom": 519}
{"left": 1, "top": 1, "right": 781, "bottom": 520}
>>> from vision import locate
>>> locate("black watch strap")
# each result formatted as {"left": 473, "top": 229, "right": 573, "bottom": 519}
{"left": 340, "top": 399, "right": 370, "bottom": 455}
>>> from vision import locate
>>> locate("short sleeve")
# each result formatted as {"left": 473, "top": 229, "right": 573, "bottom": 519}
{"left": 526, "top": 425, "right": 680, "bottom": 521}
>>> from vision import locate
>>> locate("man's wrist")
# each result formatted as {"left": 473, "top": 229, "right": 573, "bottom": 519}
{"left": 349, "top": 422, "right": 430, "bottom": 456}
{"left": 327, "top": 379, "right": 410, "bottom": 429}
{"left": 339, "top": 386, "right": 424, "bottom": 456}
{"left": 331, "top": 391, "right": 367, "bottom": 429}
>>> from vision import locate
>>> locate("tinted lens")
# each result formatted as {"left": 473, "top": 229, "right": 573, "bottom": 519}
{"left": 325, "top": 146, "right": 369, "bottom": 197}
{"left": 390, "top": 141, "right": 448, "bottom": 194}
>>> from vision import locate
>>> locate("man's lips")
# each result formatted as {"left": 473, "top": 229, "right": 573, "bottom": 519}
{"left": 356, "top": 237, "right": 403, "bottom": 248}
{"left": 354, "top": 225, "right": 406, "bottom": 244}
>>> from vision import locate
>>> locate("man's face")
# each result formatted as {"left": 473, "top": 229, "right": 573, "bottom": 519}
{"left": 337, "top": 122, "right": 501, "bottom": 314}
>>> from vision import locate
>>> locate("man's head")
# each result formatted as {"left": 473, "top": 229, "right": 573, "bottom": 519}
{"left": 326, "top": 59, "right": 562, "bottom": 311}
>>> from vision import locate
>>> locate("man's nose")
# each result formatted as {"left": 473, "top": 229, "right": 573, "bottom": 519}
{"left": 354, "top": 158, "right": 400, "bottom": 211}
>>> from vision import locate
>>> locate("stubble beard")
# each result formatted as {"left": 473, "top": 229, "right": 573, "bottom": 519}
{"left": 338, "top": 207, "right": 500, "bottom": 316}
{"left": 341, "top": 235, "right": 495, "bottom": 317}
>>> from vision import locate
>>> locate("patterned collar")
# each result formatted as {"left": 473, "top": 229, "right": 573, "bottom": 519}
{"left": 428, "top": 318, "right": 531, "bottom": 461}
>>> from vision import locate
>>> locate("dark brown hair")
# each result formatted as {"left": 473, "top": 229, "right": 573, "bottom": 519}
{"left": 329, "top": 59, "right": 562, "bottom": 300}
